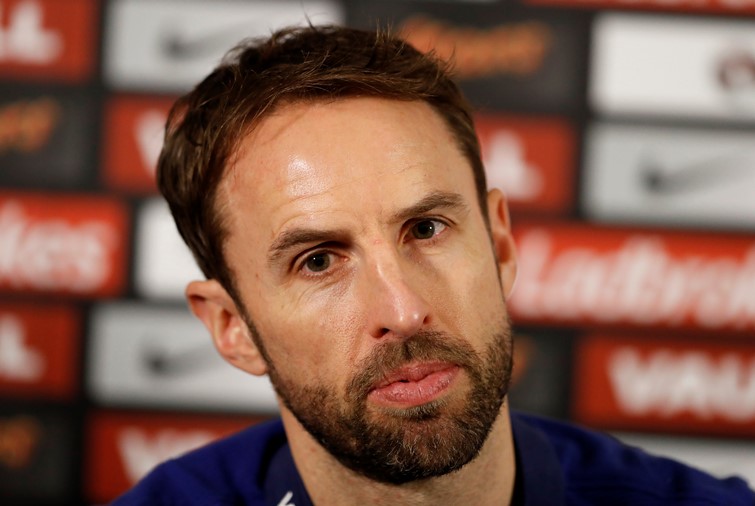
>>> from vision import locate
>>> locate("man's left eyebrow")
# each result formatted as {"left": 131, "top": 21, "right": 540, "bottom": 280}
{"left": 390, "top": 191, "right": 469, "bottom": 224}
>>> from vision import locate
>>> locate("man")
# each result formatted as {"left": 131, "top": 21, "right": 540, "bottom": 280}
{"left": 114, "top": 25, "right": 754, "bottom": 505}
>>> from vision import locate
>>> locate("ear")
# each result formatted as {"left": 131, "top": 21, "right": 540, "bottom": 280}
{"left": 486, "top": 189, "right": 518, "bottom": 299}
{"left": 186, "top": 279, "right": 268, "bottom": 376}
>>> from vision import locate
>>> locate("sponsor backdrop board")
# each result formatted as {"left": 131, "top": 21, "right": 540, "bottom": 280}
{"left": 102, "top": 95, "right": 176, "bottom": 193}
{"left": 507, "top": 328, "right": 573, "bottom": 419}
{"left": 133, "top": 198, "right": 203, "bottom": 299}
{"left": 350, "top": 1, "right": 589, "bottom": 114}
{"left": 88, "top": 303, "right": 279, "bottom": 412}
{"left": 478, "top": 114, "right": 577, "bottom": 215}
{"left": 574, "top": 333, "right": 755, "bottom": 437}
{"left": 0, "top": 405, "right": 77, "bottom": 505}
{"left": 0, "top": 86, "right": 97, "bottom": 189}
{"left": 85, "top": 411, "right": 263, "bottom": 503}
{"left": 584, "top": 123, "right": 755, "bottom": 230}
{"left": 591, "top": 14, "right": 755, "bottom": 121}
{"left": 0, "top": 0, "right": 752, "bottom": 503}
{"left": 104, "top": 0, "right": 343, "bottom": 91}
{"left": 0, "top": 0, "right": 98, "bottom": 82}
{"left": 0, "top": 304, "right": 80, "bottom": 400}
{"left": 0, "top": 192, "right": 129, "bottom": 298}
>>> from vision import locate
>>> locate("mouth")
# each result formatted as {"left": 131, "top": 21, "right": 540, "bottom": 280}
{"left": 367, "top": 362, "right": 460, "bottom": 408}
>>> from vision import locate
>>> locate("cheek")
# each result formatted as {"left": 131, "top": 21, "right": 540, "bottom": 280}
{"left": 251, "top": 278, "right": 365, "bottom": 385}
{"left": 426, "top": 238, "right": 505, "bottom": 335}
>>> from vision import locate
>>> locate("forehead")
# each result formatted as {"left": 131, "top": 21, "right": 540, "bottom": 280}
{"left": 220, "top": 97, "right": 477, "bottom": 241}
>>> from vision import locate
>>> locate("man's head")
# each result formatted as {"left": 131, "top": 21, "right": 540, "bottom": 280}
{"left": 158, "top": 25, "right": 488, "bottom": 296}
{"left": 158, "top": 26, "right": 517, "bottom": 485}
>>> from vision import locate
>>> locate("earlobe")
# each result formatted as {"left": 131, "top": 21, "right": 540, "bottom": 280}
{"left": 186, "top": 279, "right": 268, "bottom": 376}
{"left": 486, "top": 189, "right": 518, "bottom": 299}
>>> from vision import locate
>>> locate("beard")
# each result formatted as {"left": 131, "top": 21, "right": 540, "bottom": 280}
{"left": 246, "top": 317, "right": 513, "bottom": 485}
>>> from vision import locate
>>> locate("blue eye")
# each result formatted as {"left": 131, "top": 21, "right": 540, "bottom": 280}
{"left": 304, "top": 252, "right": 330, "bottom": 272}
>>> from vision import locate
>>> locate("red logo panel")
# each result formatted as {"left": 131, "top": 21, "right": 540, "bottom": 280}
{"left": 103, "top": 96, "right": 175, "bottom": 193}
{"left": 86, "top": 411, "right": 263, "bottom": 503}
{"left": 0, "top": 192, "right": 129, "bottom": 297}
{"left": 476, "top": 115, "right": 575, "bottom": 214}
{"left": 510, "top": 222, "right": 755, "bottom": 332}
{"left": 0, "top": 0, "right": 97, "bottom": 81}
{"left": 0, "top": 304, "right": 79, "bottom": 399}
{"left": 574, "top": 334, "right": 755, "bottom": 437}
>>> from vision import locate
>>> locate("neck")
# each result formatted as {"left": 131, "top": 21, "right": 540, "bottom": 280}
{"left": 280, "top": 401, "right": 516, "bottom": 506}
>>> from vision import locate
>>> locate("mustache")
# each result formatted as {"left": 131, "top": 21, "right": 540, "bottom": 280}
{"left": 346, "top": 330, "right": 479, "bottom": 401}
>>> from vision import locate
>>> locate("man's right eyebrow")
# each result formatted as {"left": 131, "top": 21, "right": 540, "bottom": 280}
{"left": 267, "top": 228, "right": 350, "bottom": 266}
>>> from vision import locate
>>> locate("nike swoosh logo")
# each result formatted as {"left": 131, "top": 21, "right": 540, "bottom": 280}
{"left": 159, "top": 22, "right": 256, "bottom": 60}
{"left": 640, "top": 152, "right": 754, "bottom": 194}
{"left": 141, "top": 342, "right": 215, "bottom": 377}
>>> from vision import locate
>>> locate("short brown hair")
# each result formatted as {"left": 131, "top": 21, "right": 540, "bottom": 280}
{"left": 157, "top": 24, "right": 486, "bottom": 294}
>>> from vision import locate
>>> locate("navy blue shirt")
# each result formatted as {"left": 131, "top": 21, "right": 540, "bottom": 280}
{"left": 112, "top": 412, "right": 755, "bottom": 505}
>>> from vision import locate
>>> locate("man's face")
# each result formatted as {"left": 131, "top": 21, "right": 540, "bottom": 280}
{"left": 218, "top": 97, "right": 515, "bottom": 483}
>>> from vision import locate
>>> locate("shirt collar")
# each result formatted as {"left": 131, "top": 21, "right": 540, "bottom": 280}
{"left": 510, "top": 412, "right": 566, "bottom": 506}
{"left": 264, "top": 441, "right": 312, "bottom": 506}
{"left": 264, "top": 412, "right": 565, "bottom": 506}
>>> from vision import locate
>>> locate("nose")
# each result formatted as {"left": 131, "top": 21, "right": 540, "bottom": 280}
{"left": 362, "top": 251, "right": 432, "bottom": 340}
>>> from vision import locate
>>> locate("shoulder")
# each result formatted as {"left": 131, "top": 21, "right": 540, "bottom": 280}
{"left": 111, "top": 418, "right": 286, "bottom": 506}
{"left": 513, "top": 412, "right": 755, "bottom": 506}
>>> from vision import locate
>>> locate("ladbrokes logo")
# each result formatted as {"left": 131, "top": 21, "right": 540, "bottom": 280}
{"left": 0, "top": 194, "right": 128, "bottom": 296}
{"left": 575, "top": 335, "right": 755, "bottom": 436}
{"left": 0, "top": 0, "right": 96, "bottom": 81}
{"left": 0, "top": 96, "right": 59, "bottom": 152}
{"left": 510, "top": 225, "right": 755, "bottom": 331}
{"left": 399, "top": 16, "right": 552, "bottom": 79}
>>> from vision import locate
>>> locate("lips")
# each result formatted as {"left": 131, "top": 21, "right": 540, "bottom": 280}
{"left": 367, "top": 362, "right": 460, "bottom": 407}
